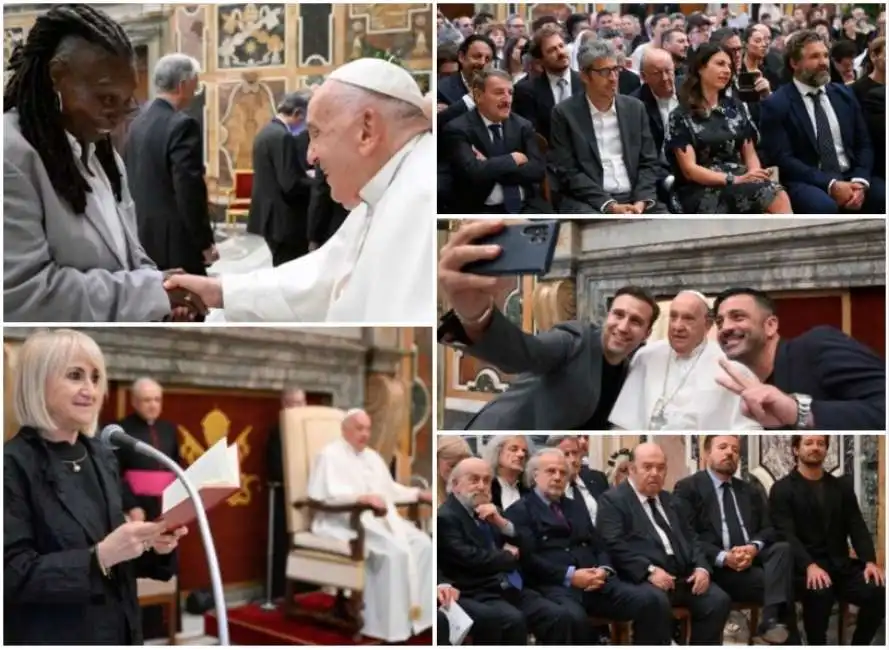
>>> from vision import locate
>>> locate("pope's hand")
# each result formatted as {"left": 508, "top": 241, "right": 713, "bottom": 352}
{"left": 164, "top": 274, "right": 224, "bottom": 311}
{"left": 438, "top": 220, "right": 513, "bottom": 326}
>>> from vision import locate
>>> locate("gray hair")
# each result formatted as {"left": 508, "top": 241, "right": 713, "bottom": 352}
{"left": 470, "top": 66, "right": 513, "bottom": 93}
{"left": 524, "top": 447, "right": 567, "bottom": 488}
{"left": 543, "top": 434, "right": 580, "bottom": 448}
{"left": 131, "top": 377, "right": 162, "bottom": 396}
{"left": 154, "top": 53, "right": 201, "bottom": 92}
{"left": 578, "top": 39, "right": 618, "bottom": 72}
{"left": 480, "top": 435, "right": 532, "bottom": 475}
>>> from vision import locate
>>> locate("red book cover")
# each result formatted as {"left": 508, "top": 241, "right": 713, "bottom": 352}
{"left": 124, "top": 470, "right": 176, "bottom": 496}
{"left": 156, "top": 485, "right": 239, "bottom": 531}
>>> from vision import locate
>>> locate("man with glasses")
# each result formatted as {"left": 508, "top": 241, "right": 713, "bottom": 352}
{"left": 549, "top": 40, "right": 667, "bottom": 214}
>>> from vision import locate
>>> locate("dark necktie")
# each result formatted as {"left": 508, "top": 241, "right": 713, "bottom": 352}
{"left": 807, "top": 90, "right": 842, "bottom": 173}
{"left": 721, "top": 483, "right": 747, "bottom": 549}
{"left": 488, "top": 124, "right": 523, "bottom": 214}
{"left": 647, "top": 497, "right": 682, "bottom": 557}
{"left": 477, "top": 519, "right": 523, "bottom": 590}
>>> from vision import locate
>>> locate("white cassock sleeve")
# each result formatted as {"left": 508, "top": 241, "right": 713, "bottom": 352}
{"left": 220, "top": 207, "right": 363, "bottom": 322}
{"left": 608, "top": 347, "right": 651, "bottom": 430}
{"left": 307, "top": 446, "right": 360, "bottom": 505}
{"left": 370, "top": 452, "right": 420, "bottom": 503}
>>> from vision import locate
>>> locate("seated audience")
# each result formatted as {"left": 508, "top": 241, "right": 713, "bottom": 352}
{"left": 482, "top": 435, "right": 531, "bottom": 510}
{"left": 440, "top": 68, "right": 550, "bottom": 214}
{"left": 506, "top": 448, "right": 670, "bottom": 644}
{"left": 550, "top": 41, "right": 667, "bottom": 213}
{"left": 852, "top": 37, "right": 885, "bottom": 180}
{"left": 631, "top": 47, "right": 678, "bottom": 153}
{"left": 606, "top": 448, "right": 632, "bottom": 486}
{"left": 513, "top": 24, "right": 583, "bottom": 142}
{"left": 666, "top": 43, "right": 791, "bottom": 213}
{"left": 662, "top": 27, "right": 690, "bottom": 78}
{"left": 544, "top": 435, "right": 608, "bottom": 523}
{"left": 437, "top": 436, "right": 473, "bottom": 504}
{"left": 437, "top": 34, "right": 496, "bottom": 129}
{"left": 769, "top": 435, "right": 885, "bottom": 645}
{"left": 597, "top": 442, "right": 732, "bottom": 645}
{"left": 503, "top": 35, "right": 530, "bottom": 83}
{"left": 673, "top": 436, "right": 797, "bottom": 645}
{"left": 437, "top": 457, "right": 572, "bottom": 644}
{"left": 830, "top": 39, "right": 859, "bottom": 84}
{"left": 759, "top": 30, "right": 884, "bottom": 214}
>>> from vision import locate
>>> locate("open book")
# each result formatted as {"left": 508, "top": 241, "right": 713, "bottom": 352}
{"left": 157, "top": 438, "right": 241, "bottom": 530}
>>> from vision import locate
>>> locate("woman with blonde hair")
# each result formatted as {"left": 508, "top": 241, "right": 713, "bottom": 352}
{"left": 4, "top": 329, "right": 188, "bottom": 644}
{"left": 436, "top": 435, "right": 472, "bottom": 503}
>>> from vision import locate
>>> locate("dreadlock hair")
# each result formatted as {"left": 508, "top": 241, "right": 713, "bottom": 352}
{"left": 4, "top": 4, "right": 135, "bottom": 215}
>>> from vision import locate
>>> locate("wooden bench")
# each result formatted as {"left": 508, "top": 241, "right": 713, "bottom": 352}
{"left": 137, "top": 577, "right": 178, "bottom": 645}
{"left": 591, "top": 606, "right": 690, "bottom": 644}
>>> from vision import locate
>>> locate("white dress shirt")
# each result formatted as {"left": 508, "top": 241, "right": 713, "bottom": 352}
{"left": 587, "top": 97, "right": 632, "bottom": 196}
{"left": 548, "top": 68, "right": 572, "bottom": 105}
{"left": 628, "top": 479, "right": 675, "bottom": 555}
{"left": 656, "top": 95, "right": 679, "bottom": 134}
{"left": 566, "top": 477, "right": 598, "bottom": 523}
{"left": 497, "top": 476, "right": 522, "bottom": 510}
{"left": 792, "top": 78, "right": 851, "bottom": 173}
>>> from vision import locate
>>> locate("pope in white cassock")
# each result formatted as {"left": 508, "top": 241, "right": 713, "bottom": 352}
{"left": 307, "top": 409, "right": 434, "bottom": 642}
{"left": 609, "top": 290, "right": 761, "bottom": 430}
{"left": 164, "top": 58, "right": 435, "bottom": 323}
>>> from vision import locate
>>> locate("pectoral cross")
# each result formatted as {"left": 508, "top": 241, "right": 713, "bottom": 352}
{"left": 649, "top": 398, "right": 668, "bottom": 429}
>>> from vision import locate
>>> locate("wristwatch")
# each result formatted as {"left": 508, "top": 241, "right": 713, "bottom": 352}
{"left": 725, "top": 173, "right": 735, "bottom": 186}
{"left": 647, "top": 564, "right": 656, "bottom": 576}
{"left": 792, "top": 393, "right": 813, "bottom": 429}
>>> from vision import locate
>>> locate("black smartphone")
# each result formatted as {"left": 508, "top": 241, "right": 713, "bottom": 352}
{"left": 462, "top": 221, "right": 560, "bottom": 276}
{"left": 737, "top": 71, "right": 758, "bottom": 89}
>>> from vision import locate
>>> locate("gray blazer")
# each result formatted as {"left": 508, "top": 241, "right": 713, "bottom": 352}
{"left": 454, "top": 309, "right": 625, "bottom": 430}
{"left": 4, "top": 111, "right": 171, "bottom": 322}
{"left": 549, "top": 92, "right": 662, "bottom": 213}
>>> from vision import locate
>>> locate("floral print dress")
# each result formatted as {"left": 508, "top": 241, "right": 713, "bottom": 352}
{"left": 665, "top": 97, "right": 782, "bottom": 213}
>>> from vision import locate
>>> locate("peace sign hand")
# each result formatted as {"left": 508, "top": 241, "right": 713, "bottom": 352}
{"left": 715, "top": 359, "right": 799, "bottom": 428}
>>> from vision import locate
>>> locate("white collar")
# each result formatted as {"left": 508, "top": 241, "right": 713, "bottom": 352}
{"left": 547, "top": 67, "right": 571, "bottom": 84}
{"left": 586, "top": 96, "right": 616, "bottom": 116}
{"left": 670, "top": 338, "right": 708, "bottom": 361}
{"left": 793, "top": 77, "right": 826, "bottom": 98}
{"left": 628, "top": 478, "right": 654, "bottom": 505}
{"left": 358, "top": 133, "right": 421, "bottom": 208}
{"left": 479, "top": 113, "right": 504, "bottom": 128}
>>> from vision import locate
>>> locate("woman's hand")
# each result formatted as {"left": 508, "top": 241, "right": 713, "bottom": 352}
{"left": 151, "top": 526, "right": 188, "bottom": 555}
{"left": 736, "top": 169, "right": 772, "bottom": 184}
{"left": 96, "top": 521, "right": 165, "bottom": 568}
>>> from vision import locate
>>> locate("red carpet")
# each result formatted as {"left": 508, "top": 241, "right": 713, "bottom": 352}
{"left": 204, "top": 592, "right": 433, "bottom": 645}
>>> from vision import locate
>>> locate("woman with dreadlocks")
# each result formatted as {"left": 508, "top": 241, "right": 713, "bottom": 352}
{"left": 3, "top": 4, "right": 201, "bottom": 322}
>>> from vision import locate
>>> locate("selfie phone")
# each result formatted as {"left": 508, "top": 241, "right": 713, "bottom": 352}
{"left": 462, "top": 220, "right": 560, "bottom": 276}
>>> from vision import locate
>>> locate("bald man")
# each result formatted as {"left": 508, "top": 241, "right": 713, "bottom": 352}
{"left": 307, "top": 409, "right": 434, "bottom": 642}
{"left": 609, "top": 290, "right": 761, "bottom": 430}
{"left": 597, "top": 443, "right": 731, "bottom": 644}
{"left": 630, "top": 47, "right": 679, "bottom": 152}
{"left": 164, "top": 58, "right": 434, "bottom": 323}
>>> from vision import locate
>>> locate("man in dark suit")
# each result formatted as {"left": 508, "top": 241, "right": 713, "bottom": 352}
{"left": 306, "top": 165, "right": 348, "bottom": 250}
{"left": 545, "top": 435, "right": 608, "bottom": 523}
{"left": 246, "top": 92, "right": 313, "bottom": 266}
{"left": 437, "top": 34, "right": 495, "bottom": 129}
{"left": 631, "top": 47, "right": 679, "bottom": 153}
{"left": 506, "top": 448, "right": 672, "bottom": 644}
{"left": 673, "top": 435, "right": 795, "bottom": 644}
{"left": 437, "top": 457, "right": 573, "bottom": 644}
{"left": 712, "top": 288, "right": 885, "bottom": 430}
{"left": 759, "top": 30, "right": 884, "bottom": 214}
{"left": 597, "top": 443, "right": 732, "bottom": 645}
{"left": 441, "top": 69, "right": 550, "bottom": 214}
{"left": 512, "top": 24, "right": 584, "bottom": 142}
{"left": 125, "top": 54, "right": 216, "bottom": 276}
{"left": 549, "top": 40, "right": 666, "bottom": 214}
{"left": 437, "top": 229, "right": 659, "bottom": 430}
{"left": 770, "top": 435, "right": 885, "bottom": 645}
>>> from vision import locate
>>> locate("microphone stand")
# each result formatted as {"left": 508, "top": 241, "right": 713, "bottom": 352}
{"left": 259, "top": 481, "right": 281, "bottom": 611}
{"left": 138, "top": 445, "right": 230, "bottom": 646}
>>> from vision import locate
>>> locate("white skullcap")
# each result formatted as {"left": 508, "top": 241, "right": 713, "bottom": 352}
{"left": 676, "top": 290, "right": 710, "bottom": 306}
{"left": 327, "top": 58, "right": 426, "bottom": 111}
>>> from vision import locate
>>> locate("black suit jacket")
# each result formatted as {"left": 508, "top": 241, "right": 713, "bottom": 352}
{"left": 438, "top": 308, "right": 628, "bottom": 430}
{"left": 630, "top": 83, "right": 668, "bottom": 152}
{"left": 768, "top": 326, "right": 884, "bottom": 430}
{"left": 306, "top": 165, "right": 349, "bottom": 247}
{"left": 246, "top": 120, "right": 312, "bottom": 251}
{"left": 437, "top": 74, "right": 472, "bottom": 130}
{"left": 619, "top": 68, "right": 642, "bottom": 96}
{"left": 437, "top": 494, "right": 520, "bottom": 597}
{"left": 491, "top": 476, "right": 530, "bottom": 510}
{"left": 513, "top": 70, "right": 584, "bottom": 143}
{"left": 597, "top": 480, "right": 709, "bottom": 583}
{"left": 579, "top": 466, "right": 609, "bottom": 498}
{"left": 673, "top": 470, "right": 776, "bottom": 567}
{"left": 505, "top": 490, "right": 612, "bottom": 589}
{"left": 124, "top": 98, "right": 214, "bottom": 274}
{"left": 4, "top": 427, "right": 174, "bottom": 644}
{"left": 441, "top": 109, "right": 549, "bottom": 213}
{"left": 759, "top": 82, "right": 874, "bottom": 191}
{"left": 769, "top": 469, "right": 876, "bottom": 574}
{"left": 549, "top": 92, "right": 662, "bottom": 212}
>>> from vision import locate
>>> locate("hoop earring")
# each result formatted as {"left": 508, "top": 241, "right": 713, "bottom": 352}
{"left": 55, "top": 90, "right": 63, "bottom": 113}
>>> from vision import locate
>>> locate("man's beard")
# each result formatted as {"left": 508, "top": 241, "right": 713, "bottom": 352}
{"left": 799, "top": 68, "right": 830, "bottom": 87}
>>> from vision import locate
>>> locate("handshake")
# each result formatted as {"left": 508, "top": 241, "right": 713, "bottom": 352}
{"left": 162, "top": 269, "right": 223, "bottom": 321}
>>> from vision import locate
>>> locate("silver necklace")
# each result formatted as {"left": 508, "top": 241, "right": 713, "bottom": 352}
{"left": 649, "top": 345, "right": 706, "bottom": 429}
{"left": 62, "top": 451, "right": 88, "bottom": 473}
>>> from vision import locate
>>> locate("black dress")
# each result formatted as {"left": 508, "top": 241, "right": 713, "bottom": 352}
{"left": 666, "top": 96, "right": 782, "bottom": 213}
{"left": 4, "top": 427, "right": 174, "bottom": 645}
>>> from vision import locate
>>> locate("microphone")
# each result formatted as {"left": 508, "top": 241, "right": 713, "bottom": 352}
{"left": 99, "top": 424, "right": 230, "bottom": 645}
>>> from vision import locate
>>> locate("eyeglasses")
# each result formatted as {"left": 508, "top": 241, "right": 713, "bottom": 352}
{"left": 587, "top": 66, "right": 621, "bottom": 77}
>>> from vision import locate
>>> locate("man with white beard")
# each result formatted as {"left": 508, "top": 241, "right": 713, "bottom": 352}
{"left": 307, "top": 409, "right": 433, "bottom": 642}
{"left": 609, "top": 290, "right": 760, "bottom": 430}
{"left": 163, "top": 58, "right": 434, "bottom": 323}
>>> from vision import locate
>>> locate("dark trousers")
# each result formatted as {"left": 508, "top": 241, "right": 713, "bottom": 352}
{"left": 558, "top": 191, "right": 669, "bottom": 214}
{"left": 436, "top": 609, "right": 450, "bottom": 645}
{"left": 268, "top": 239, "right": 307, "bottom": 267}
{"left": 785, "top": 175, "right": 886, "bottom": 214}
{"left": 459, "top": 587, "right": 572, "bottom": 645}
{"left": 797, "top": 559, "right": 885, "bottom": 645}
{"left": 540, "top": 577, "right": 675, "bottom": 644}
{"left": 655, "top": 576, "right": 732, "bottom": 644}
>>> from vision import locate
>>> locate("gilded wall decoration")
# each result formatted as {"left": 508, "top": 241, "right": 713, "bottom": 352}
{"left": 178, "top": 407, "right": 261, "bottom": 507}
{"left": 347, "top": 3, "right": 432, "bottom": 62}
{"left": 173, "top": 5, "right": 208, "bottom": 69}
{"left": 218, "top": 3, "right": 287, "bottom": 68}
{"left": 298, "top": 1, "right": 333, "bottom": 66}
{"left": 217, "top": 75, "right": 285, "bottom": 187}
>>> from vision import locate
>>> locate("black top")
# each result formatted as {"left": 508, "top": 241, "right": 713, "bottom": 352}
{"left": 577, "top": 360, "right": 623, "bottom": 431}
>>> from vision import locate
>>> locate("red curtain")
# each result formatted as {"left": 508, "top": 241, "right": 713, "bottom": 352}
{"left": 851, "top": 287, "right": 886, "bottom": 359}
{"left": 772, "top": 295, "right": 842, "bottom": 339}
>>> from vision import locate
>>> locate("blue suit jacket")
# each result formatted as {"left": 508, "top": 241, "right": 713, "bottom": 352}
{"left": 759, "top": 82, "right": 873, "bottom": 192}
